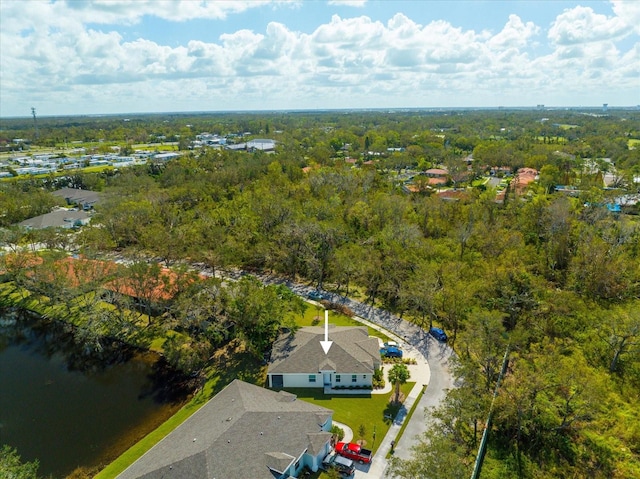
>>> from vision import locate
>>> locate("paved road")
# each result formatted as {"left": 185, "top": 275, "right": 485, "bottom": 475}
{"left": 245, "top": 273, "right": 456, "bottom": 478}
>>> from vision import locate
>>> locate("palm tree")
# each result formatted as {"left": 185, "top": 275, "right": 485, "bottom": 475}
{"left": 388, "top": 363, "right": 411, "bottom": 404}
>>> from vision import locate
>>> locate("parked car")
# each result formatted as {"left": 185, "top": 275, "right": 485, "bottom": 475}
{"left": 307, "top": 290, "right": 325, "bottom": 301}
{"left": 380, "top": 345, "right": 403, "bottom": 358}
{"left": 384, "top": 341, "right": 399, "bottom": 348}
{"left": 322, "top": 453, "right": 355, "bottom": 477}
{"left": 429, "top": 327, "right": 448, "bottom": 342}
{"left": 335, "top": 441, "right": 373, "bottom": 464}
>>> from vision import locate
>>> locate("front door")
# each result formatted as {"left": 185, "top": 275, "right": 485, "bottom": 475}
{"left": 323, "top": 372, "right": 331, "bottom": 386}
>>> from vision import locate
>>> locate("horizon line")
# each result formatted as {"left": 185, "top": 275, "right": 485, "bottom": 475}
{"left": 2, "top": 105, "right": 639, "bottom": 120}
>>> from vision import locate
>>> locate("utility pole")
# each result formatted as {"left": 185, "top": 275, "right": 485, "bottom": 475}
{"left": 31, "top": 107, "right": 38, "bottom": 140}
{"left": 470, "top": 345, "right": 511, "bottom": 479}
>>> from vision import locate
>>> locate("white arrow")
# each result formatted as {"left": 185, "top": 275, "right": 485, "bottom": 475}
{"left": 320, "top": 309, "right": 333, "bottom": 354}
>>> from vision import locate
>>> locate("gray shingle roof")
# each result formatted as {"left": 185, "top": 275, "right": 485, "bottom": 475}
{"left": 18, "top": 209, "right": 90, "bottom": 229}
{"left": 117, "top": 380, "right": 333, "bottom": 479}
{"left": 51, "top": 187, "right": 100, "bottom": 206}
{"left": 268, "top": 326, "right": 381, "bottom": 375}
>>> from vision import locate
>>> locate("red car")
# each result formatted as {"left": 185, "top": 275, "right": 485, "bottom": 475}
{"left": 335, "top": 441, "right": 373, "bottom": 464}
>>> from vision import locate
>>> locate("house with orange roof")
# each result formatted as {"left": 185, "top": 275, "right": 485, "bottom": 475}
{"left": 511, "top": 168, "right": 538, "bottom": 194}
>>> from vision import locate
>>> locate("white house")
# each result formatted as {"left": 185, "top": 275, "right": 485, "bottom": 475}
{"left": 117, "top": 380, "right": 333, "bottom": 479}
{"left": 267, "top": 325, "right": 381, "bottom": 391}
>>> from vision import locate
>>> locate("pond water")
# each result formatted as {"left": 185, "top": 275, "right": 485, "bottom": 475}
{"left": 0, "top": 312, "right": 189, "bottom": 478}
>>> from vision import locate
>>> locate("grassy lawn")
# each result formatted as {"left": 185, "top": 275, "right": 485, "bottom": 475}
{"left": 471, "top": 177, "right": 489, "bottom": 187}
{"left": 282, "top": 382, "right": 415, "bottom": 456}
{"left": 629, "top": 139, "right": 640, "bottom": 149}
{"left": 295, "top": 303, "right": 391, "bottom": 342}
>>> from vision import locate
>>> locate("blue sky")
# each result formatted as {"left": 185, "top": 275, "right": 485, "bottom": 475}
{"left": 1, "top": 0, "right": 638, "bottom": 117}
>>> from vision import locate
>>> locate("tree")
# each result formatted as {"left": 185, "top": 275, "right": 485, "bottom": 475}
{"left": 0, "top": 445, "right": 40, "bottom": 479}
{"left": 358, "top": 424, "right": 367, "bottom": 445}
{"left": 458, "top": 309, "right": 508, "bottom": 392}
{"left": 388, "top": 427, "right": 471, "bottom": 479}
{"left": 596, "top": 304, "right": 640, "bottom": 373}
{"left": 226, "top": 276, "right": 295, "bottom": 357}
{"left": 388, "top": 363, "right": 411, "bottom": 404}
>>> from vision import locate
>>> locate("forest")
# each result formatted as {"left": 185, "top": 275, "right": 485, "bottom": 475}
{"left": 1, "top": 108, "right": 639, "bottom": 478}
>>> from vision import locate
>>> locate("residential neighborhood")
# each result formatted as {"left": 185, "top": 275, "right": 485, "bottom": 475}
{"left": 1, "top": 107, "right": 638, "bottom": 479}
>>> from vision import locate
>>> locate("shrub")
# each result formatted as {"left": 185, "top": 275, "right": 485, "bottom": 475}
{"left": 373, "top": 367, "right": 385, "bottom": 389}
{"left": 331, "top": 425, "right": 345, "bottom": 442}
{"left": 324, "top": 301, "right": 355, "bottom": 317}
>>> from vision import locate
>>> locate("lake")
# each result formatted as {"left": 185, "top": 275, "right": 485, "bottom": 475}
{"left": 0, "top": 311, "right": 189, "bottom": 478}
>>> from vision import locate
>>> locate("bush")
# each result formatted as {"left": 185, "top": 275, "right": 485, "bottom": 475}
{"left": 381, "top": 356, "right": 417, "bottom": 365}
{"left": 373, "top": 368, "right": 385, "bottom": 389}
{"left": 322, "top": 301, "right": 355, "bottom": 317}
{"left": 331, "top": 424, "right": 345, "bottom": 442}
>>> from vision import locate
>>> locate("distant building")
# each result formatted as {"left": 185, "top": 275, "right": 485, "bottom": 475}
{"left": 18, "top": 209, "right": 91, "bottom": 230}
{"left": 52, "top": 188, "right": 100, "bottom": 210}
{"left": 227, "top": 139, "right": 276, "bottom": 152}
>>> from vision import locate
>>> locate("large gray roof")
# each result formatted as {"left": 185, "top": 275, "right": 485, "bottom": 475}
{"left": 268, "top": 325, "right": 381, "bottom": 375}
{"left": 18, "top": 209, "right": 90, "bottom": 229}
{"left": 117, "top": 380, "right": 332, "bottom": 479}
{"left": 51, "top": 187, "right": 100, "bottom": 206}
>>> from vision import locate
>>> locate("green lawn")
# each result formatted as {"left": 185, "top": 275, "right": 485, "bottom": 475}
{"left": 295, "top": 303, "right": 391, "bottom": 342}
{"left": 282, "top": 382, "right": 415, "bottom": 456}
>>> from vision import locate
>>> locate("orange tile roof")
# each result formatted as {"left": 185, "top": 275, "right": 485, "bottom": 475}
{"left": 2, "top": 254, "right": 199, "bottom": 302}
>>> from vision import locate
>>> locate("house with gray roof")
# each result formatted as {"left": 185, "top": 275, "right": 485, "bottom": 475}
{"left": 18, "top": 208, "right": 91, "bottom": 230}
{"left": 268, "top": 325, "right": 381, "bottom": 391}
{"left": 116, "top": 379, "right": 333, "bottom": 479}
{"left": 52, "top": 187, "right": 100, "bottom": 210}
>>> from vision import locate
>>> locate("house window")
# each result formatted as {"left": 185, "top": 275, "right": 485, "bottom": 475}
{"left": 352, "top": 375, "right": 357, "bottom": 383}
{"left": 309, "top": 375, "right": 316, "bottom": 383}
{"left": 363, "top": 375, "right": 367, "bottom": 379}
{"left": 335, "top": 374, "right": 341, "bottom": 383}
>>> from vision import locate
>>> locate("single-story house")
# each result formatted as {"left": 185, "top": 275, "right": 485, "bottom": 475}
{"left": 18, "top": 209, "right": 91, "bottom": 229}
{"left": 52, "top": 187, "right": 101, "bottom": 210}
{"left": 511, "top": 167, "right": 538, "bottom": 194}
{"left": 424, "top": 168, "right": 448, "bottom": 178}
{"left": 267, "top": 325, "right": 381, "bottom": 390}
{"left": 116, "top": 379, "right": 333, "bottom": 479}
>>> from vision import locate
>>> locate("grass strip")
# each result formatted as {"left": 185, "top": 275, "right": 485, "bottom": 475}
{"left": 386, "top": 383, "right": 427, "bottom": 458}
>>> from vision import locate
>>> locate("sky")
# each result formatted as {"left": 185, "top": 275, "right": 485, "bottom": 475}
{"left": 1, "top": 0, "right": 639, "bottom": 117}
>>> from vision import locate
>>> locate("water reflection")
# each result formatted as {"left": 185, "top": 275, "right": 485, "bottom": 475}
{"left": 0, "top": 310, "right": 190, "bottom": 478}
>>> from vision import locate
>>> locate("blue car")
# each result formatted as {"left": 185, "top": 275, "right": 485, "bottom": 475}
{"left": 429, "top": 327, "right": 448, "bottom": 342}
{"left": 307, "top": 290, "right": 325, "bottom": 301}
{"left": 380, "top": 346, "right": 403, "bottom": 358}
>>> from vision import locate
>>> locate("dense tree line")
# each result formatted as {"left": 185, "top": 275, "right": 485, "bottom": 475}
{"left": 1, "top": 110, "right": 639, "bottom": 477}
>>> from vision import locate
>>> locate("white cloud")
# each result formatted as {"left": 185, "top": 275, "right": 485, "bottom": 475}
{"left": 0, "top": 0, "right": 637, "bottom": 115}
{"left": 548, "top": 5, "right": 632, "bottom": 45}
{"left": 610, "top": 0, "right": 640, "bottom": 34}
{"left": 488, "top": 14, "right": 539, "bottom": 49}
{"left": 328, "top": 0, "right": 367, "bottom": 6}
